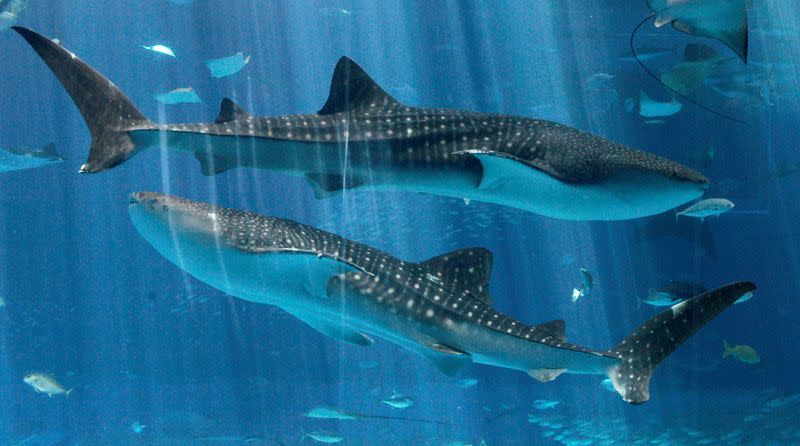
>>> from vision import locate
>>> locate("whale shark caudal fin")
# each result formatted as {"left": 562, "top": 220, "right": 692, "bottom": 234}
{"left": 606, "top": 281, "right": 755, "bottom": 404}
{"left": 13, "top": 27, "right": 154, "bottom": 173}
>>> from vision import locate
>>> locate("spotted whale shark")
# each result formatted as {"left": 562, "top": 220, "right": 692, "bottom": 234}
{"left": 15, "top": 27, "right": 709, "bottom": 221}
{"left": 129, "top": 192, "right": 754, "bottom": 404}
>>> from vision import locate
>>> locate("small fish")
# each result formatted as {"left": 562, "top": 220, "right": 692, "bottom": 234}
{"left": 639, "top": 281, "right": 706, "bottom": 308}
{"left": 624, "top": 97, "right": 635, "bottom": 113}
{"left": 676, "top": 198, "right": 735, "bottom": 221}
{"left": 764, "top": 393, "right": 800, "bottom": 410}
{"left": 155, "top": 87, "right": 202, "bottom": 105}
{"left": 304, "top": 406, "right": 359, "bottom": 420}
{"left": 0, "top": 296, "right": 5, "bottom": 308}
{"left": 457, "top": 378, "right": 479, "bottom": 389}
{"left": 463, "top": 197, "right": 471, "bottom": 206}
{"left": 205, "top": 52, "right": 251, "bottom": 78}
{"left": 743, "top": 413, "right": 762, "bottom": 422}
{"left": 302, "top": 432, "right": 343, "bottom": 443}
{"left": 317, "top": 7, "right": 353, "bottom": 17}
{"left": 723, "top": 340, "right": 760, "bottom": 364}
{"left": 0, "top": 11, "right": 17, "bottom": 31}
{"left": 23, "top": 373, "right": 73, "bottom": 397}
{"left": 0, "top": 0, "right": 26, "bottom": 31}
{"left": 571, "top": 268, "right": 593, "bottom": 303}
{"left": 381, "top": 391, "right": 413, "bottom": 409}
{"left": 130, "top": 421, "right": 146, "bottom": 434}
{"left": 532, "top": 399, "right": 560, "bottom": 410}
{"left": 688, "top": 142, "right": 716, "bottom": 168}
{"left": 142, "top": 44, "right": 176, "bottom": 57}
{"left": 358, "top": 359, "right": 378, "bottom": 370}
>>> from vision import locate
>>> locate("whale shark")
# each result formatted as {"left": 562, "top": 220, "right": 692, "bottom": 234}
{"left": 128, "top": 192, "right": 755, "bottom": 404}
{"left": 14, "top": 27, "right": 709, "bottom": 221}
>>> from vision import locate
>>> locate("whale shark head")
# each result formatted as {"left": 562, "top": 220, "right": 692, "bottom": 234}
{"left": 129, "top": 192, "right": 224, "bottom": 253}
{"left": 128, "top": 192, "right": 355, "bottom": 305}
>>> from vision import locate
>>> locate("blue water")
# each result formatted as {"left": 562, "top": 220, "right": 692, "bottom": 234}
{"left": 1, "top": 1, "right": 799, "bottom": 444}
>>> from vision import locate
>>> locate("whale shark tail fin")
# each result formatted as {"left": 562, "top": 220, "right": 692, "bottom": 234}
{"left": 606, "top": 281, "right": 755, "bottom": 404}
{"left": 13, "top": 27, "right": 153, "bottom": 173}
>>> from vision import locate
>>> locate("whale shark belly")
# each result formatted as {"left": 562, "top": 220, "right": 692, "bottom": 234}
{"left": 461, "top": 154, "right": 705, "bottom": 220}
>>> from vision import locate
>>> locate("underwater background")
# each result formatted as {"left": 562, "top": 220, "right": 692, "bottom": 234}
{"left": 1, "top": 0, "right": 799, "bottom": 444}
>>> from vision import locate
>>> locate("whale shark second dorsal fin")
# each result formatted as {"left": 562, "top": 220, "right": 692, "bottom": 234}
{"left": 418, "top": 248, "right": 493, "bottom": 305}
{"left": 215, "top": 98, "right": 251, "bottom": 123}
{"left": 535, "top": 320, "right": 567, "bottom": 342}
{"left": 318, "top": 56, "right": 401, "bottom": 115}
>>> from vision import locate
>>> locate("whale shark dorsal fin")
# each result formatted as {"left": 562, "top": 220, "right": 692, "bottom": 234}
{"left": 215, "top": 98, "right": 251, "bottom": 123}
{"left": 535, "top": 319, "right": 567, "bottom": 342}
{"left": 318, "top": 56, "right": 401, "bottom": 115}
{"left": 418, "top": 248, "right": 493, "bottom": 305}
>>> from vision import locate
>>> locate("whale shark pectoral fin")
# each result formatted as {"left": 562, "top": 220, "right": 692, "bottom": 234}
{"left": 528, "top": 368, "right": 567, "bottom": 383}
{"left": 425, "top": 343, "right": 472, "bottom": 376}
{"left": 305, "top": 173, "right": 366, "bottom": 199}
{"left": 194, "top": 153, "right": 237, "bottom": 176}
{"left": 215, "top": 98, "right": 252, "bottom": 123}
{"left": 417, "top": 248, "right": 494, "bottom": 305}
{"left": 453, "top": 150, "right": 566, "bottom": 191}
{"left": 298, "top": 316, "right": 375, "bottom": 346}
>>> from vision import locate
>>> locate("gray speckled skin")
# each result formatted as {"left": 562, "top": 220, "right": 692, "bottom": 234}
{"left": 16, "top": 26, "right": 709, "bottom": 221}
{"left": 131, "top": 192, "right": 754, "bottom": 404}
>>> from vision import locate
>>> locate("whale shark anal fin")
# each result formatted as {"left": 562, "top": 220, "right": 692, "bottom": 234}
{"left": 194, "top": 152, "right": 237, "bottom": 176}
{"left": 305, "top": 173, "right": 365, "bottom": 198}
